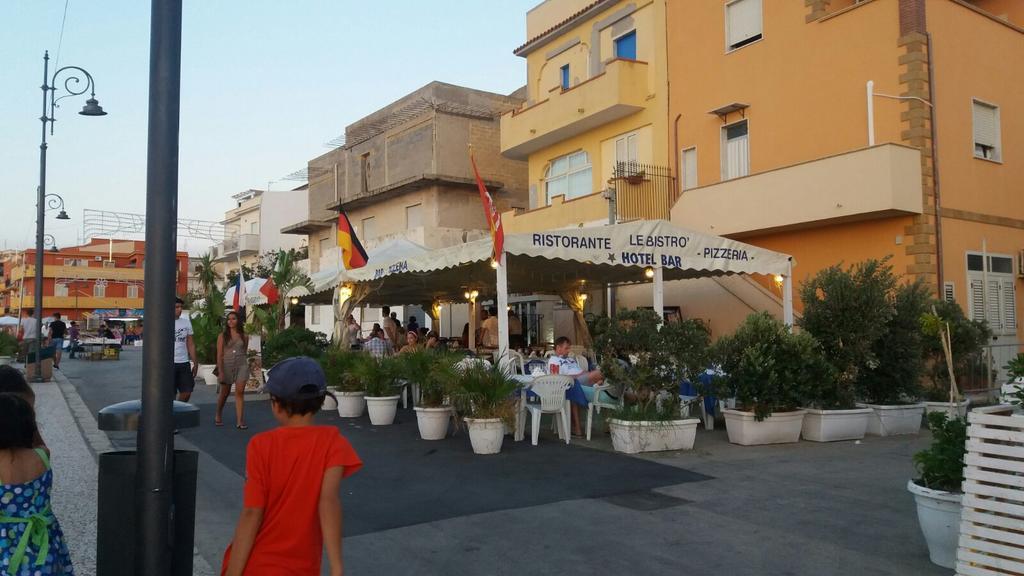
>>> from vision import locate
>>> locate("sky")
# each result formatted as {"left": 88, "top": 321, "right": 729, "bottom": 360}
{"left": 0, "top": 0, "right": 536, "bottom": 254}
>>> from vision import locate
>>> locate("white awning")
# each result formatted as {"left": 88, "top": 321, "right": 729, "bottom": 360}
{"left": 305, "top": 238, "right": 430, "bottom": 296}
{"left": 224, "top": 277, "right": 269, "bottom": 306}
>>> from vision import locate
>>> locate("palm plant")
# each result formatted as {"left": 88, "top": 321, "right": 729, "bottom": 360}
{"left": 353, "top": 354, "right": 403, "bottom": 398}
{"left": 195, "top": 253, "right": 219, "bottom": 296}
{"left": 394, "top": 350, "right": 458, "bottom": 407}
{"left": 450, "top": 363, "right": 519, "bottom": 425}
{"left": 271, "top": 249, "right": 312, "bottom": 332}
{"left": 192, "top": 285, "right": 226, "bottom": 365}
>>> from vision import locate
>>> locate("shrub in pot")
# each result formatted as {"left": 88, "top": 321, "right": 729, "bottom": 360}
{"left": 908, "top": 412, "right": 967, "bottom": 569}
{"left": 0, "top": 332, "right": 18, "bottom": 363}
{"left": 396, "top": 350, "right": 458, "bottom": 440}
{"left": 354, "top": 355, "right": 402, "bottom": 426}
{"left": 451, "top": 363, "right": 518, "bottom": 454}
{"left": 262, "top": 325, "right": 329, "bottom": 367}
{"left": 593, "top": 309, "right": 707, "bottom": 453}
{"left": 320, "top": 348, "right": 366, "bottom": 418}
{"left": 713, "top": 312, "right": 828, "bottom": 445}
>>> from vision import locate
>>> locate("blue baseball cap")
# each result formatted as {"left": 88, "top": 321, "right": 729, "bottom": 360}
{"left": 265, "top": 356, "right": 327, "bottom": 400}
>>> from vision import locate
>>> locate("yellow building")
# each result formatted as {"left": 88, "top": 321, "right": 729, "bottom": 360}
{"left": 500, "top": 0, "right": 671, "bottom": 231}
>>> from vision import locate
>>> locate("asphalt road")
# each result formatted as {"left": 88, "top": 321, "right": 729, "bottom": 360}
{"left": 59, "top": 348, "right": 949, "bottom": 576}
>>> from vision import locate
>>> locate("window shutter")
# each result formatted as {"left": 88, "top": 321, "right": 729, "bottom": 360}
{"left": 973, "top": 101, "right": 997, "bottom": 147}
{"left": 943, "top": 282, "right": 955, "bottom": 303}
{"left": 682, "top": 148, "right": 697, "bottom": 191}
{"left": 1002, "top": 279, "right": 1017, "bottom": 332}
{"left": 727, "top": 0, "right": 762, "bottom": 48}
{"left": 969, "top": 278, "right": 985, "bottom": 322}
{"left": 987, "top": 281, "right": 1002, "bottom": 330}
{"left": 726, "top": 134, "right": 749, "bottom": 179}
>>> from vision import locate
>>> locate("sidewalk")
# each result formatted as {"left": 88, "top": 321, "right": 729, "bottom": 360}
{"left": 32, "top": 369, "right": 215, "bottom": 576}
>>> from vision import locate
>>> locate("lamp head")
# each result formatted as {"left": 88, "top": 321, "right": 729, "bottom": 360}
{"left": 289, "top": 296, "right": 299, "bottom": 306}
{"left": 56, "top": 210, "right": 70, "bottom": 221}
{"left": 79, "top": 97, "right": 107, "bottom": 117}
{"left": 644, "top": 267, "right": 655, "bottom": 279}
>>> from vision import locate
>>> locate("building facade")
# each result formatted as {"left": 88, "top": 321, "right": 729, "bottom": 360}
{"left": 212, "top": 187, "right": 309, "bottom": 278}
{"left": 0, "top": 239, "right": 189, "bottom": 321}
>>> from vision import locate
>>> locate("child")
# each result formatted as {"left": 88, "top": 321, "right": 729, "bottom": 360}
{"left": 222, "top": 356, "right": 362, "bottom": 576}
{"left": 0, "top": 365, "right": 46, "bottom": 448}
{"left": 0, "top": 393, "right": 75, "bottom": 575}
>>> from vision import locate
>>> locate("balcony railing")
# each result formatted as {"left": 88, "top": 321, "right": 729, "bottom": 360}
{"left": 500, "top": 59, "right": 649, "bottom": 160}
{"left": 212, "top": 234, "right": 260, "bottom": 261}
{"left": 612, "top": 162, "right": 677, "bottom": 222}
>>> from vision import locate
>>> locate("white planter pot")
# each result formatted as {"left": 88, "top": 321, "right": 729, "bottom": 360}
{"left": 907, "top": 480, "right": 962, "bottom": 569}
{"left": 723, "top": 409, "right": 806, "bottom": 446}
{"left": 197, "top": 364, "right": 219, "bottom": 387}
{"left": 414, "top": 406, "right": 451, "bottom": 440}
{"left": 465, "top": 418, "right": 505, "bottom": 455}
{"left": 336, "top": 391, "right": 366, "bottom": 418}
{"left": 923, "top": 400, "right": 970, "bottom": 417}
{"left": 0, "top": 356, "right": 12, "bottom": 366}
{"left": 800, "top": 407, "right": 871, "bottom": 442}
{"left": 859, "top": 403, "right": 925, "bottom": 436}
{"left": 322, "top": 392, "right": 338, "bottom": 412}
{"left": 366, "top": 395, "right": 400, "bottom": 426}
{"left": 608, "top": 419, "right": 700, "bottom": 454}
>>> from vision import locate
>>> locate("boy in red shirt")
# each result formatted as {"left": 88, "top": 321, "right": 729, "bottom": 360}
{"left": 222, "top": 356, "right": 362, "bottom": 576}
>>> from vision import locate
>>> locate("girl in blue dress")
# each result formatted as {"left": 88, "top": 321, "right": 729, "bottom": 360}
{"left": 0, "top": 392, "right": 74, "bottom": 575}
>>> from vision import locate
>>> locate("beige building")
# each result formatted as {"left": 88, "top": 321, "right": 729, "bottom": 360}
{"left": 283, "top": 81, "right": 529, "bottom": 337}
{"left": 213, "top": 187, "right": 309, "bottom": 278}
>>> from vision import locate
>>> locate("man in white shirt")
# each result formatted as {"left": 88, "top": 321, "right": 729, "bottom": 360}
{"left": 547, "top": 336, "right": 604, "bottom": 437}
{"left": 19, "top": 308, "right": 39, "bottom": 343}
{"left": 381, "top": 306, "right": 398, "bottom": 344}
{"left": 480, "top": 307, "right": 499, "bottom": 348}
{"left": 173, "top": 297, "right": 199, "bottom": 402}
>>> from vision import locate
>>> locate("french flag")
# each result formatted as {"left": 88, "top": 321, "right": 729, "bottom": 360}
{"left": 233, "top": 268, "right": 246, "bottom": 312}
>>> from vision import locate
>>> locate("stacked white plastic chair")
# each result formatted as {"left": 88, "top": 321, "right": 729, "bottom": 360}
{"left": 524, "top": 374, "right": 574, "bottom": 446}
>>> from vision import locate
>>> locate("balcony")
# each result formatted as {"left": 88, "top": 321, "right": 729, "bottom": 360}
{"left": 212, "top": 234, "right": 260, "bottom": 262}
{"left": 671, "top": 143, "right": 924, "bottom": 237}
{"left": 500, "top": 59, "right": 649, "bottom": 160}
{"left": 10, "top": 265, "right": 145, "bottom": 283}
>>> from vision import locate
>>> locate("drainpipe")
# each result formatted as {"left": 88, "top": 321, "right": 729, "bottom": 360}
{"left": 925, "top": 32, "right": 944, "bottom": 293}
{"left": 673, "top": 113, "right": 682, "bottom": 196}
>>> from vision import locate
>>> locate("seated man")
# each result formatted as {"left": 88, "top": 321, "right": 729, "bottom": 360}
{"left": 547, "top": 336, "right": 604, "bottom": 437}
{"left": 363, "top": 326, "right": 393, "bottom": 358}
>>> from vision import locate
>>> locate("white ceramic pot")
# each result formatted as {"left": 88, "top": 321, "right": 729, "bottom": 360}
{"left": 197, "top": 364, "right": 219, "bottom": 387}
{"left": 723, "top": 409, "right": 806, "bottom": 446}
{"left": 923, "top": 400, "right": 970, "bottom": 417}
{"left": 336, "top": 391, "right": 366, "bottom": 418}
{"left": 366, "top": 395, "right": 401, "bottom": 426}
{"left": 465, "top": 418, "right": 505, "bottom": 455}
{"left": 414, "top": 406, "right": 451, "bottom": 440}
{"left": 907, "top": 480, "right": 961, "bottom": 569}
{"left": 859, "top": 403, "right": 925, "bottom": 436}
{"left": 800, "top": 407, "right": 871, "bottom": 442}
{"left": 322, "top": 392, "right": 338, "bottom": 412}
{"left": 608, "top": 419, "right": 700, "bottom": 454}
{"left": 0, "top": 356, "right": 12, "bottom": 367}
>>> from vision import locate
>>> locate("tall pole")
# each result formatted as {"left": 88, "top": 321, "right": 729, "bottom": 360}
{"left": 136, "top": 1, "right": 182, "bottom": 574}
{"left": 34, "top": 52, "right": 50, "bottom": 381}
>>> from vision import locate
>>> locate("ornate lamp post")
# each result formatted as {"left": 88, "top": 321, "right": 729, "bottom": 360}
{"left": 33, "top": 50, "right": 106, "bottom": 380}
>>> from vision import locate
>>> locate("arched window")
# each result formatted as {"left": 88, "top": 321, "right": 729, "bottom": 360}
{"left": 544, "top": 151, "right": 592, "bottom": 204}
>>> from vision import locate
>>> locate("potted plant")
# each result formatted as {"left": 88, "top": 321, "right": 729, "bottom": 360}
{"left": 593, "top": 309, "right": 706, "bottom": 453}
{"left": 0, "top": 332, "right": 18, "bottom": 365}
{"left": 191, "top": 287, "right": 225, "bottom": 387}
{"left": 920, "top": 300, "right": 990, "bottom": 416}
{"left": 451, "top": 363, "right": 519, "bottom": 454}
{"left": 320, "top": 349, "right": 366, "bottom": 416}
{"left": 398, "top": 350, "right": 457, "bottom": 440}
{"left": 907, "top": 411, "right": 967, "bottom": 569}
{"left": 713, "top": 312, "right": 829, "bottom": 445}
{"left": 797, "top": 261, "right": 907, "bottom": 441}
{"left": 355, "top": 355, "right": 402, "bottom": 426}
{"left": 1001, "top": 354, "right": 1024, "bottom": 405}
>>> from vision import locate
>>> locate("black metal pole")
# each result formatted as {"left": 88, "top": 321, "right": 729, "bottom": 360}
{"left": 136, "top": 1, "right": 182, "bottom": 574}
{"left": 34, "top": 52, "right": 50, "bottom": 382}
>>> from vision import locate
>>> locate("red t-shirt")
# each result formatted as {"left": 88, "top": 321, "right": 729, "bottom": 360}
{"left": 222, "top": 425, "right": 362, "bottom": 575}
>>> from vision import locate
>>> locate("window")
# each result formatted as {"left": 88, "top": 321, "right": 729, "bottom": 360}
{"left": 103, "top": 261, "right": 115, "bottom": 268}
{"left": 721, "top": 120, "right": 749, "bottom": 180}
{"left": 973, "top": 100, "right": 1001, "bottom": 161}
{"left": 361, "top": 216, "right": 377, "bottom": 240}
{"left": 54, "top": 283, "right": 68, "bottom": 297}
{"left": 319, "top": 237, "right": 332, "bottom": 259}
{"left": 406, "top": 204, "right": 423, "bottom": 229}
{"left": 967, "top": 253, "right": 1017, "bottom": 335}
{"left": 127, "top": 285, "right": 139, "bottom": 299}
{"left": 250, "top": 222, "right": 259, "bottom": 234}
{"left": 311, "top": 306, "right": 321, "bottom": 324}
{"left": 360, "top": 152, "right": 371, "bottom": 193}
{"left": 545, "top": 151, "right": 592, "bottom": 204}
{"left": 615, "top": 132, "right": 639, "bottom": 166}
{"left": 560, "top": 64, "right": 570, "bottom": 90}
{"left": 942, "top": 281, "right": 955, "bottom": 303}
{"left": 726, "top": 0, "right": 763, "bottom": 51}
{"left": 614, "top": 30, "right": 637, "bottom": 60}
{"left": 93, "top": 282, "right": 106, "bottom": 298}
{"left": 681, "top": 147, "right": 698, "bottom": 191}
{"left": 63, "top": 258, "right": 87, "bottom": 267}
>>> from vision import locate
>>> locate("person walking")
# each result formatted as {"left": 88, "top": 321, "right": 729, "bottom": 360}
{"left": 173, "top": 297, "right": 199, "bottom": 403}
{"left": 220, "top": 357, "right": 362, "bottom": 576}
{"left": 18, "top": 309, "right": 38, "bottom": 360}
{"left": 68, "top": 321, "right": 80, "bottom": 360}
{"left": 0, "top": 393, "right": 75, "bottom": 575}
{"left": 216, "top": 311, "right": 249, "bottom": 429}
{"left": 48, "top": 312, "right": 67, "bottom": 369}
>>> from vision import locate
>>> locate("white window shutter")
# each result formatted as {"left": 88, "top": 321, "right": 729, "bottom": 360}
{"left": 973, "top": 101, "right": 997, "bottom": 147}
{"left": 1002, "top": 279, "right": 1017, "bottom": 332}
{"left": 726, "top": 134, "right": 749, "bottom": 179}
{"left": 682, "top": 148, "right": 697, "bottom": 191}
{"left": 943, "top": 282, "right": 955, "bottom": 303}
{"left": 987, "top": 281, "right": 1002, "bottom": 330}
{"left": 727, "top": 0, "right": 762, "bottom": 48}
{"left": 969, "top": 278, "right": 985, "bottom": 322}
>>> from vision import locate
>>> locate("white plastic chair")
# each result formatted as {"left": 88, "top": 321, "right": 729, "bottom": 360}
{"left": 504, "top": 350, "right": 527, "bottom": 375}
{"left": 586, "top": 381, "right": 624, "bottom": 440}
{"left": 525, "top": 375, "right": 573, "bottom": 446}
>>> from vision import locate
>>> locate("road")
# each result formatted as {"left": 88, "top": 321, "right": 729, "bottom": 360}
{"left": 54, "top": 348, "right": 948, "bottom": 575}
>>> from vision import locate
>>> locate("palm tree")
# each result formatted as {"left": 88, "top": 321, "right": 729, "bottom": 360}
{"left": 195, "top": 253, "right": 219, "bottom": 297}
{"left": 273, "top": 249, "right": 312, "bottom": 329}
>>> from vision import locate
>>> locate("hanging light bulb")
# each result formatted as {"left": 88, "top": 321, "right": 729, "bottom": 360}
{"left": 644, "top": 267, "right": 655, "bottom": 279}
{"left": 580, "top": 293, "right": 588, "bottom": 302}
{"left": 490, "top": 260, "right": 499, "bottom": 269}
{"left": 773, "top": 274, "right": 784, "bottom": 286}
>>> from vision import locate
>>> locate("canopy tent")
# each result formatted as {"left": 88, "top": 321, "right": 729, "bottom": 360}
{"left": 299, "top": 220, "right": 794, "bottom": 357}
{"left": 0, "top": 316, "right": 20, "bottom": 327}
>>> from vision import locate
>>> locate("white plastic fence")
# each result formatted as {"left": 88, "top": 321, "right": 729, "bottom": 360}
{"left": 957, "top": 408, "right": 1024, "bottom": 576}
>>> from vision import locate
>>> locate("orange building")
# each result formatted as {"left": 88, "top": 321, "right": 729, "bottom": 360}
{"left": 0, "top": 239, "right": 189, "bottom": 322}
{"left": 641, "top": 0, "right": 1022, "bottom": 365}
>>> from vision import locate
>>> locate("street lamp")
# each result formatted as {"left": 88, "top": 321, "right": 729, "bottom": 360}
{"left": 33, "top": 50, "right": 106, "bottom": 380}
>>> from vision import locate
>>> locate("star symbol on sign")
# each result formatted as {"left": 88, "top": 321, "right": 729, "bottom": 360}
{"left": 607, "top": 253, "right": 616, "bottom": 262}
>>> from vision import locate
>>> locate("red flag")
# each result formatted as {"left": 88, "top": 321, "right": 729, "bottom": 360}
{"left": 470, "top": 150, "right": 504, "bottom": 264}
{"left": 337, "top": 211, "right": 369, "bottom": 269}
{"left": 259, "top": 278, "right": 280, "bottom": 305}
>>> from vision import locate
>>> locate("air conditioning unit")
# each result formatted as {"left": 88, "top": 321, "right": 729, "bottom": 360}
{"left": 94, "top": 256, "right": 103, "bottom": 261}
{"left": 1018, "top": 249, "right": 1024, "bottom": 277}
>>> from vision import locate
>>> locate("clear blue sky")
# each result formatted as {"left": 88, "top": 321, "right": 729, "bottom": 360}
{"left": 0, "top": 0, "right": 535, "bottom": 254}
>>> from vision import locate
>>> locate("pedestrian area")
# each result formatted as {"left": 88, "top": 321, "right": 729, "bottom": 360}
{"left": 49, "top": 349, "right": 947, "bottom": 576}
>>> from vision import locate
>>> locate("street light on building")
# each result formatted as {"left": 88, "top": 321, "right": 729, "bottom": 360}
{"left": 32, "top": 50, "right": 106, "bottom": 380}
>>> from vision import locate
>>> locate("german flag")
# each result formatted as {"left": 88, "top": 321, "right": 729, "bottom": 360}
{"left": 337, "top": 211, "right": 369, "bottom": 269}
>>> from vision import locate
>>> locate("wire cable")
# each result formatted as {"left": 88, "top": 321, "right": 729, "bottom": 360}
{"left": 54, "top": 0, "right": 71, "bottom": 68}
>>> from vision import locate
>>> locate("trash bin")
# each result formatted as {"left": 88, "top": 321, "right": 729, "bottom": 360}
{"left": 96, "top": 400, "right": 200, "bottom": 576}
